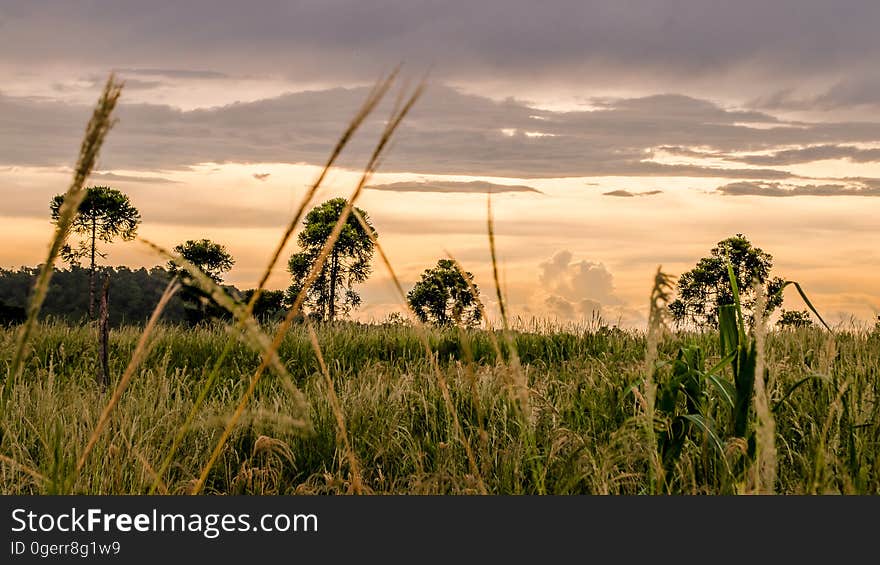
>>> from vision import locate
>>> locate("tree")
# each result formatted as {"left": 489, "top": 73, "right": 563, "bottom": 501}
{"left": 168, "top": 239, "right": 235, "bottom": 283}
{"left": 776, "top": 309, "right": 813, "bottom": 329}
{"left": 287, "top": 198, "right": 376, "bottom": 321}
{"left": 669, "top": 234, "right": 785, "bottom": 328}
{"left": 50, "top": 186, "right": 141, "bottom": 318}
{"left": 407, "top": 259, "right": 482, "bottom": 327}
{"left": 168, "top": 239, "right": 235, "bottom": 324}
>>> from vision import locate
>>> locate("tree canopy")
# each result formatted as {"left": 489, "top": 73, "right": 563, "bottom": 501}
{"left": 669, "top": 233, "right": 785, "bottom": 328}
{"left": 166, "top": 239, "right": 235, "bottom": 325}
{"left": 168, "top": 239, "right": 235, "bottom": 284}
{"left": 287, "top": 198, "right": 376, "bottom": 321}
{"left": 407, "top": 259, "right": 482, "bottom": 327}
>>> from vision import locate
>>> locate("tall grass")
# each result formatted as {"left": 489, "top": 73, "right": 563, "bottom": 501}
{"left": 2, "top": 321, "right": 877, "bottom": 494}
{"left": 2, "top": 68, "right": 876, "bottom": 497}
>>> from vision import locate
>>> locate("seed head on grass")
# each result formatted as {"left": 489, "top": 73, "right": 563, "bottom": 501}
{"left": 751, "top": 280, "right": 777, "bottom": 494}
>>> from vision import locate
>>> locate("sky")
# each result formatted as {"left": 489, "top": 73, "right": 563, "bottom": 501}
{"left": 1, "top": 0, "right": 879, "bottom": 328}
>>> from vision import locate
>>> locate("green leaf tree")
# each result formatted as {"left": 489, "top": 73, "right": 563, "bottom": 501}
{"left": 167, "top": 239, "right": 235, "bottom": 324}
{"left": 286, "top": 198, "right": 376, "bottom": 322}
{"left": 50, "top": 186, "right": 141, "bottom": 318}
{"left": 407, "top": 259, "right": 482, "bottom": 327}
{"left": 669, "top": 234, "right": 785, "bottom": 328}
{"left": 168, "top": 239, "right": 235, "bottom": 283}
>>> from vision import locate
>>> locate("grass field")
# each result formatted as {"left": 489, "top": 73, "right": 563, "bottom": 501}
{"left": 2, "top": 75, "right": 878, "bottom": 496}
{"left": 1, "top": 320, "right": 877, "bottom": 494}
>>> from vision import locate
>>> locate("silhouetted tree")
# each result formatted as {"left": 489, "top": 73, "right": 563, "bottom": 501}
{"left": 287, "top": 198, "right": 376, "bottom": 321}
{"left": 669, "top": 233, "right": 785, "bottom": 328}
{"left": 50, "top": 186, "right": 141, "bottom": 318}
{"left": 407, "top": 259, "right": 482, "bottom": 327}
{"left": 168, "top": 239, "right": 235, "bottom": 283}
{"left": 167, "top": 239, "right": 235, "bottom": 324}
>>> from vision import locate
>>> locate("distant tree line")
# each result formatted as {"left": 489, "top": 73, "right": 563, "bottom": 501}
{"left": 0, "top": 265, "right": 285, "bottom": 327}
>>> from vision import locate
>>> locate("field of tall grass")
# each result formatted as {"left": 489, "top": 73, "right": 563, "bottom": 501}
{"left": 2, "top": 73, "right": 878, "bottom": 496}
{"left": 1, "top": 321, "right": 877, "bottom": 494}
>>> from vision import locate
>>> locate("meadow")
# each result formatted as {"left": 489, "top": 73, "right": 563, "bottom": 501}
{"left": 1, "top": 319, "right": 877, "bottom": 495}
{"left": 2, "top": 73, "right": 878, "bottom": 496}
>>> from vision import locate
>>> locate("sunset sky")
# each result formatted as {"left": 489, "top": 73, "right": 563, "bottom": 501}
{"left": 2, "top": 1, "right": 879, "bottom": 328}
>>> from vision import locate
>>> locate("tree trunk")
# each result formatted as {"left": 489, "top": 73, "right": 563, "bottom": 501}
{"left": 97, "top": 275, "right": 110, "bottom": 388}
{"left": 89, "top": 216, "right": 97, "bottom": 319}
{"left": 328, "top": 251, "right": 338, "bottom": 322}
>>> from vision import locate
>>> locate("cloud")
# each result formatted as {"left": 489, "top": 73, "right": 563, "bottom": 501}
{"left": 536, "top": 250, "right": 623, "bottom": 320}
{"left": 543, "top": 295, "right": 602, "bottom": 320}
{"left": 90, "top": 171, "right": 179, "bottom": 184}
{"left": 603, "top": 189, "right": 662, "bottom": 197}
{"left": 114, "top": 68, "right": 230, "bottom": 80}
{"left": 8, "top": 84, "right": 880, "bottom": 182}
{"left": 252, "top": 173, "right": 271, "bottom": 181}
{"left": 4, "top": 0, "right": 880, "bottom": 108}
{"left": 716, "top": 180, "right": 880, "bottom": 197}
{"left": 365, "top": 180, "right": 541, "bottom": 194}
{"left": 753, "top": 75, "right": 880, "bottom": 112}
{"left": 729, "top": 145, "right": 880, "bottom": 166}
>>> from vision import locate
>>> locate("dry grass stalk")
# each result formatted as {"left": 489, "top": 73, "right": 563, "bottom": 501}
{"left": 141, "top": 74, "right": 397, "bottom": 493}
{"left": 190, "top": 81, "right": 424, "bottom": 495}
{"left": 643, "top": 266, "right": 674, "bottom": 493}
{"left": 6, "top": 74, "right": 123, "bottom": 396}
{"left": 751, "top": 281, "right": 777, "bottom": 494}
{"left": 0, "top": 453, "right": 47, "bottom": 485}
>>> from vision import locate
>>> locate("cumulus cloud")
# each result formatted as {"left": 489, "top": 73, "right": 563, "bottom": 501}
{"left": 536, "top": 250, "right": 623, "bottom": 320}
{"left": 366, "top": 180, "right": 541, "bottom": 194}
{"left": 716, "top": 180, "right": 880, "bottom": 197}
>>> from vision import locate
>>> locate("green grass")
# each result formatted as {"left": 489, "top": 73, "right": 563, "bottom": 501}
{"left": 1, "top": 320, "right": 877, "bottom": 494}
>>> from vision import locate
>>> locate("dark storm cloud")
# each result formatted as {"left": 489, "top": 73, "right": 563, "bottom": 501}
{"left": 366, "top": 180, "right": 541, "bottom": 194}
{"left": 716, "top": 181, "right": 880, "bottom": 197}
{"left": 6, "top": 84, "right": 880, "bottom": 180}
